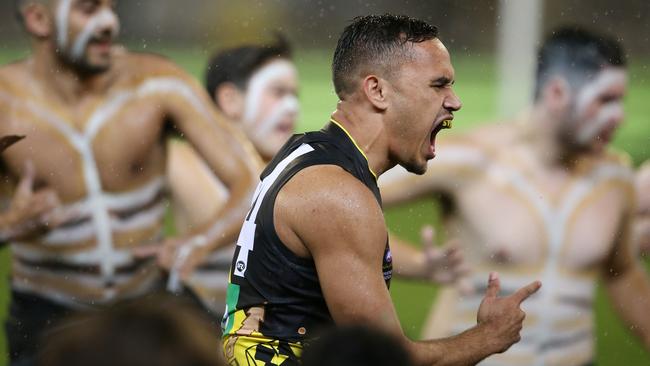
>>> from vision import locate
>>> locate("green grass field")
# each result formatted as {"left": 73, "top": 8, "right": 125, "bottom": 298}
{"left": 0, "top": 46, "right": 649, "bottom": 365}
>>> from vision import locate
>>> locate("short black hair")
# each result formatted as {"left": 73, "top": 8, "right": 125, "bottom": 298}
{"left": 332, "top": 14, "right": 439, "bottom": 99}
{"left": 301, "top": 325, "right": 414, "bottom": 366}
{"left": 534, "top": 26, "right": 626, "bottom": 100}
{"left": 204, "top": 34, "right": 292, "bottom": 107}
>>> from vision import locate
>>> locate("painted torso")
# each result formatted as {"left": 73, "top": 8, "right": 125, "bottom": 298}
{"left": 383, "top": 123, "right": 634, "bottom": 366}
{"left": 0, "top": 52, "right": 209, "bottom": 307}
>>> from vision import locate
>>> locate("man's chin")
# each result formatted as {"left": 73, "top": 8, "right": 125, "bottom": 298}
{"left": 61, "top": 53, "right": 112, "bottom": 75}
{"left": 401, "top": 160, "right": 427, "bottom": 175}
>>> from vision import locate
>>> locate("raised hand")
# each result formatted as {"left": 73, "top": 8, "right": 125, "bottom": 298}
{"left": 476, "top": 272, "right": 542, "bottom": 353}
{"left": 0, "top": 161, "right": 64, "bottom": 241}
{"left": 133, "top": 235, "right": 211, "bottom": 292}
{"left": 419, "top": 225, "right": 470, "bottom": 285}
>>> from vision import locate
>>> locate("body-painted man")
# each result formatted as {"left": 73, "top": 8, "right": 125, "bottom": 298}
{"left": 1, "top": 1, "right": 260, "bottom": 363}
{"left": 166, "top": 36, "right": 300, "bottom": 316}
{"left": 380, "top": 27, "right": 650, "bottom": 366}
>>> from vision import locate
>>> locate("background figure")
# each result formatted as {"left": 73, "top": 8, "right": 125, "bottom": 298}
{"left": 635, "top": 161, "right": 650, "bottom": 256}
{"left": 301, "top": 326, "right": 414, "bottom": 366}
{"left": 38, "top": 294, "right": 224, "bottom": 366}
{"left": 380, "top": 26, "right": 650, "bottom": 366}
{"left": 167, "top": 34, "right": 298, "bottom": 316}
{"left": 1, "top": 1, "right": 259, "bottom": 364}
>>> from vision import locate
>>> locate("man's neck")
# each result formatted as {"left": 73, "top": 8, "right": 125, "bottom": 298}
{"left": 30, "top": 42, "right": 110, "bottom": 103}
{"left": 527, "top": 105, "right": 591, "bottom": 171}
{"left": 331, "top": 100, "right": 393, "bottom": 177}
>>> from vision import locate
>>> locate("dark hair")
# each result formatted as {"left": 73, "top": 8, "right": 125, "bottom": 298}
{"left": 534, "top": 26, "right": 626, "bottom": 100}
{"left": 332, "top": 14, "right": 439, "bottom": 99}
{"left": 15, "top": 0, "right": 27, "bottom": 23}
{"left": 38, "top": 295, "right": 224, "bottom": 366}
{"left": 302, "top": 325, "right": 414, "bottom": 366}
{"left": 204, "top": 34, "right": 292, "bottom": 107}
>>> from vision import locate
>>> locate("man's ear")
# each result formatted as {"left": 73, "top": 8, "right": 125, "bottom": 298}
{"left": 361, "top": 75, "right": 389, "bottom": 111}
{"left": 542, "top": 76, "right": 572, "bottom": 113}
{"left": 215, "top": 83, "right": 245, "bottom": 121}
{"left": 21, "top": 3, "right": 54, "bottom": 39}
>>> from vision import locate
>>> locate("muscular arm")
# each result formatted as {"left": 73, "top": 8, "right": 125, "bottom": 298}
{"left": 604, "top": 203, "right": 650, "bottom": 349}
{"left": 159, "top": 63, "right": 263, "bottom": 252}
{"left": 166, "top": 140, "right": 230, "bottom": 234}
{"left": 278, "top": 165, "right": 538, "bottom": 366}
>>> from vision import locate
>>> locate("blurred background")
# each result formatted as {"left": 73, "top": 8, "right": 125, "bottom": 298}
{"left": 0, "top": 0, "right": 649, "bottom": 365}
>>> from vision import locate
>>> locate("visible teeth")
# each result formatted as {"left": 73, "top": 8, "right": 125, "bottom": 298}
{"left": 441, "top": 120, "right": 452, "bottom": 129}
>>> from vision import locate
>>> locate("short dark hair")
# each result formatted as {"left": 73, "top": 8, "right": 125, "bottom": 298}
{"left": 38, "top": 295, "right": 224, "bottom": 366}
{"left": 204, "top": 34, "right": 292, "bottom": 107}
{"left": 534, "top": 26, "right": 626, "bottom": 100}
{"left": 302, "top": 325, "right": 414, "bottom": 366}
{"left": 332, "top": 14, "right": 439, "bottom": 99}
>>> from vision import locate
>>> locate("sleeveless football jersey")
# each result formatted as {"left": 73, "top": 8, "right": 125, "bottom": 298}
{"left": 222, "top": 121, "right": 392, "bottom": 365}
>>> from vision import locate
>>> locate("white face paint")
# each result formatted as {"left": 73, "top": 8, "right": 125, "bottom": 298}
{"left": 56, "top": 0, "right": 73, "bottom": 49}
{"left": 242, "top": 59, "right": 299, "bottom": 158}
{"left": 573, "top": 68, "right": 627, "bottom": 146}
{"left": 55, "top": 0, "right": 120, "bottom": 62}
{"left": 71, "top": 9, "right": 120, "bottom": 60}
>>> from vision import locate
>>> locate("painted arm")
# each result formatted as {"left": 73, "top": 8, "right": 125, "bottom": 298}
{"left": 165, "top": 139, "right": 231, "bottom": 235}
{"left": 390, "top": 227, "right": 468, "bottom": 285}
{"left": 604, "top": 204, "right": 650, "bottom": 349}
{"left": 379, "top": 139, "right": 484, "bottom": 207}
{"left": 634, "top": 162, "right": 650, "bottom": 255}
{"left": 281, "top": 165, "right": 541, "bottom": 366}
{"left": 134, "top": 64, "right": 263, "bottom": 281}
{"left": 381, "top": 139, "right": 483, "bottom": 284}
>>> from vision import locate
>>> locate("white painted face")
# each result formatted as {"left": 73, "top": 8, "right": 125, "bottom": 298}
{"left": 55, "top": 0, "right": 120, "bottom": 73}
{"left": 568, "top": 67, "right": 627, "bottom": 153}
{"left": 242, "top": 59, "right": 299, "bottom": 160}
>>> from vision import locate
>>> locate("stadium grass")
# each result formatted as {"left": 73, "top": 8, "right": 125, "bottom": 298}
{"left": 0, "top": 47, "right": 649, "bottom": 365}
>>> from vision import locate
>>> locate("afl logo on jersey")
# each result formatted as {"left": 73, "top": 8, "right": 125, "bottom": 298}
{"left": 384, "top": 248, "right": 392, "bottom": 263}
{"left": 236, "top": 260, "right": 246, "bottom": 272}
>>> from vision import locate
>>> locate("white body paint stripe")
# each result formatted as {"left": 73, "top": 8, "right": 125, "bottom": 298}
{"left": 407, "top": 144, "right": 631, "bottom": 364}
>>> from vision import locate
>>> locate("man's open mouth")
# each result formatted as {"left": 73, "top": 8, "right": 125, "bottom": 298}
{"left": 430, "top": 118, "right": 453, "bottom": 144}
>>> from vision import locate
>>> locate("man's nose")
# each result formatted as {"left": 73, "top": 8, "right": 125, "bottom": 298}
{"left": 444, "top": 90, "right": 462, "bottom": 112}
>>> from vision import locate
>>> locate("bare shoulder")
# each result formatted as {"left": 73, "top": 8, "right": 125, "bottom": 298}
{"left": 119, "top": 50, "right": 191, "bottom": 80}
{"left": 602, "top": 148, "right": 634, "bottom": 170}
{"left": 638, "top": 160, "right": 650, "bottom": 182}
{"left": 0, "top": 60, "right": 31, "bottom": 93}
{"left": 276, "top": 164, "right": 386, "bottom": 255}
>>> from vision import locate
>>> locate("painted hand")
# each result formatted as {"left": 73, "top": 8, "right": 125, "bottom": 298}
{"left": 418, "top": 225, "right": 471, "bottom": 287}
{"left": 133, "top": 235, "right": 211, "bottom": 292}
{"left": 0, "top": 161, "right": 67, "bottom": 241}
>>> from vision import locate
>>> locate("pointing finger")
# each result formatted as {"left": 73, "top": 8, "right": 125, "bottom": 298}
{"left": 511, "top": 280, "right": 542, "bottom": 305}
